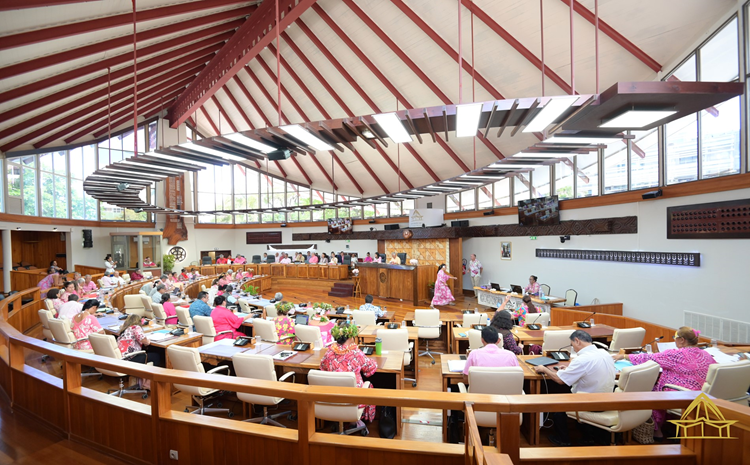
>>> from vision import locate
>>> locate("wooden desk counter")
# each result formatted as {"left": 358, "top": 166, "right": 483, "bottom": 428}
{"left": 358, "top": 263, "right": 436, "bottom": 305}
{"left": 474, "top": 288, "right": 565, "bottom": 312}
{"left": 512, "top": 324, "right": 616, "bottom": 345}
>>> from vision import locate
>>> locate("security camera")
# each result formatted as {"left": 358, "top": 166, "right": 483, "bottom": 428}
{"left": 560, "top": 235, "right": 570, "bottom": 243}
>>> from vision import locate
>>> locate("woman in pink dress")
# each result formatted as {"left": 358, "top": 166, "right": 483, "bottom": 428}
{"left": 614, "top": 326, "right": 715, "bottom": 436}
{"left": 319, "top": 323, "right": 378, "bottom": 422}
{"left": 210, "top": 295, "right": 252, "bottom": 341}
{"left": 273, "top": 304, "right": 296, "bottom": 344}
{"left": 431, "top": 264, "right": 457, "bottom": 306}
{"left": 59, "top": 281, "right": 78, "bottom": 303}
{"left": 71, "top": 299, "right": 104, "bottom": 350}
{"left": 159, "top": 293, "right": 178, "bottom": 325}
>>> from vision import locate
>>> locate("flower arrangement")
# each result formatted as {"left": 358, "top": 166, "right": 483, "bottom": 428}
{"left": 319, "top": 315, "right": 329, "bottom": 323}
{"left": 331, "top": 321, "right": 359, "bottom": 341}
{"left": 275, "top": 301, "right": 295, "bottom": 313}
{"left": 352, "top": 268, "right": 359, "bottom": 276}
{"left": 312, "top": 302, "right": 333, "bottom": 311}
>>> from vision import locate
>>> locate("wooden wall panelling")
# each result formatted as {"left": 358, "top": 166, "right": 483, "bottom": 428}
{"left": 690, "top": 399, "right": 750, "bottom": 465}
{"left": 74, "top": 265, "right": 106, "bottom": 276}
{"left": 556, "top": 303, "right": 623, "bottom": 316}
{"left": 448, "top": 237, "right": 461, "bottom": 295}
{"left": 11, "top": 230, "right": 67, "bottom": 269}
{"left": 309, "top": 442, "right": 464, "bottom": 465}
{"left": 11, "top": 367, "right": 67, "bottom": 434}
{"left": 377, "top": 240, "right": 385, "bottom": 255}
{"left": 417, "top": 265, "right": 438, "bottom": 304}
{"left": 294, "top": 216, "right": 637, "bottom": 241}
{"left": 6, "top": 300, "right": 44, "bottom": 334}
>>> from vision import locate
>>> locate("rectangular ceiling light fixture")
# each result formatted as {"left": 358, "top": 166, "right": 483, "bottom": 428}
{"left": 444, "top": 180, "right": 483, "bottom": 185}
{"left": 456, "top": 103, "right": 483, "bottom": 137}
{"left": 280, "top": 124, "right": 334, "bottom": 151}
{"left": 489, "top": 163, "right": 542, "bottom": 169}
{"left": 372, "top": 113, "right": 412, "bottom": 143}
{"left": 512, "top": 152, "right": 574, "bottom": 158}
{"left": 180, "top": 142, "right": 245, "bottom": 162}
{"left": 544, "top": 135, "right": 622, "bottom": 145}
{"left": 147, "top": 152, "right": 214, "bottom": 168}
{"left": 599, "top": 110, "right": 677, "bottom": 128}
{"left": 225, "top": 133, "right": 276, "bottom": 153}
{"left": 523, "top": 96, "right": 579, "bottom": 133}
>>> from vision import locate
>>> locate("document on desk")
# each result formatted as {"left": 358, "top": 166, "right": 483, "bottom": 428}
{"left": 447, "top": 360, "right": 467, "bottom": 373}
{"left": 657, "top": 342, "right": 677, "bottom": 352}
{"left": 704, "top": 347, "right": 740, "bottom": 364}
{"left": 148, "top": 330, "right": 174, "bottom": 342}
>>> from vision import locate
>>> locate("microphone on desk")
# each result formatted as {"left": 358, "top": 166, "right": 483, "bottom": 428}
{"left": 549, "top": 344, "right": 572, "bottom": 361}
{"left": 638, "top": 336, "right": 663, "bottom": 352}
{"left": 576, "top": 312, "right": 597, "bottom": 328}
{"left": 526, "top": 313, "right": 545, "bottom": 330}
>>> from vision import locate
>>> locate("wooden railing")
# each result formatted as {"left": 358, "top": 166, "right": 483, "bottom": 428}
{"left": 74, "top": 265, "right": 106, "bottom": 276}
{"left": 1, "top": 287, "right": 748, "bottom": 464}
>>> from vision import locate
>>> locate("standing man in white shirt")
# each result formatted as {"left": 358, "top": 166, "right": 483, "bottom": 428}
{"left": 468, "top": 254, "right": 483, "bottom": 297}
{"left": 534, "top": 330, "right": 616, "bottom": 446}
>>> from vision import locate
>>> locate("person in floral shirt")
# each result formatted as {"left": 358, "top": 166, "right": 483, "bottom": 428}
{"left": 319, "top": 323, "right": 378, "bottom": 422}
{"left": 274, "top": 303, "right": 296, "bottom": 344}
{"left": 71, "top": 299, "right": 104, "bottom": 350}
{"left": 116, "top": 314, "right": 163, "bottom": 367}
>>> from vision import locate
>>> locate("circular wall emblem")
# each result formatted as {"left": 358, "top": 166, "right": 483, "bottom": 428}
{"left": 169, "top": 246, "right": 187, "bottom": 262}
{"left": 379, "top": 272, "right": 387, "bottom": 283}
{"left": 402, "top": 229, "right": 413, "bottom": 239}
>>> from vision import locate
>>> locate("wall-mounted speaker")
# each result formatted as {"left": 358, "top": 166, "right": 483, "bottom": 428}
{"left": 451, "top": 220, "right": 469, "bottom": 228}
{"left": 82, "top": 229, "right": 93, "bottom": 248}
{"left": 384, "top": 224, "right": 400, "bottom": 230}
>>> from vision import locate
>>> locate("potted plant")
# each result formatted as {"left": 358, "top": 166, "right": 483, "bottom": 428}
{"left": 275, "top": 301, "right": 294, "bottom": 313}
{"left": 162, "top": 253, "right": 176, "bottom": 273}
{"left": 242, "top": 282, "right": 259, "bottom": 297}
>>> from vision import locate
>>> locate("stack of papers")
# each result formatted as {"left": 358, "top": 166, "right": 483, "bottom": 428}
{"left": 657, "top": 342, "right": 677, "bottom": 352}
{"left": 447, "top": 360, "right": 466, "bottom": 373}
{"left": 148, "top": 331, "right": 174, "bottom": 342}
{"left": 704, "top": 347, "right": 741, "bottom": 364}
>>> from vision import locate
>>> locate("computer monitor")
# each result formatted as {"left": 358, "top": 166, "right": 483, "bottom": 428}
{"left": 295, "top": 314, "right": 309, "bottom": 325}
{"left": 510, "top": 284, "right": 524, "bottom": 294}
{"left": 490, "top": 283, "right": 501, "bottom": 291}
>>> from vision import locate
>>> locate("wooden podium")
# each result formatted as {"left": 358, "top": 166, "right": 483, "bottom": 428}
{"left": 357, "top": 263, "right": 436, "bottom": 305}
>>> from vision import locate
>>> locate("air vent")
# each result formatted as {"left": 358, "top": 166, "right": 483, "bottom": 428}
{"left": 684, "top": 311, "right": 750, "bottom": 344}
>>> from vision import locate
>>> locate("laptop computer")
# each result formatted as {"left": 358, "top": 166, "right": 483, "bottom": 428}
{"left": 490, "top": 283, "right": 501, "bottom": 291}
{"left": 510, "top": 284, "right": 524, "bottom": 294}
{"left": 525, "top": 357, "right": 559, "bottom": 367}
{"left": 294, "top": 314, "right": 309, "bottom": 325}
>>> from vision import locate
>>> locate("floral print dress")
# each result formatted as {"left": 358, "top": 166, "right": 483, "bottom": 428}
{"left": 274, "top": 315, "right": 296, "bottom": 344}
{"left": 72, "top": 314, "right": 102, "bottom": 350}
{"left": 629, "top": 347, "right": 716, "bottom": 429}
{"left": 431, "top": 269, "right": 455, "bottom": 306}
{"left": 511, "top": 304, "right": 529, "bottom": 327}
{"left": 117, "top": 325, "right": 147, "bottom": 356}
{"left": 319, "top": 343, "right": 378, "bottom": 421}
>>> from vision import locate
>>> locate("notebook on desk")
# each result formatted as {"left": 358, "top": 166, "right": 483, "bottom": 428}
{"left": 525, "top": 357, "right": 559, "bottom": 367}
{"left": 447, "top": 360, "right": 467, "bottom": 372}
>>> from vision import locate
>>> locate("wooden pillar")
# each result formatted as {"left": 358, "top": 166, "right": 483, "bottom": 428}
{"left": 448, "top": 237, "right": 462, "bottom": 296}
{"left": 297, "top": 399, "right": 316, "bottom": 465}
{"left": 497, "top": 411, "right": 520, "bottom": 465}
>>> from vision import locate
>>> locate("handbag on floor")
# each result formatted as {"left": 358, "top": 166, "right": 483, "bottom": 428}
{"left": 632, "top": 417, "right": 655, "bottom": 444}
{"left": 379, "top": 406, "right": 397, "bottom": 439}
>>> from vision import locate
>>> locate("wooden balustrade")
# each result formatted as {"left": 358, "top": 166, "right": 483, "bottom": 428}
{"left": 74, "top": 265, "right": 106, "bottom": 276}
{"left": 0, "top": 281, "right": 748, "bottom": 464}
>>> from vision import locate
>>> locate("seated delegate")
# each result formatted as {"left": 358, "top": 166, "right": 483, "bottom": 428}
{"left": 501, "top": 294, "right": 538, "bottom": 327}
{"left": 462, "top": 326, "right": 519, "bottom": 384}
{"left": 210, "top": 295, "right": 252, "bottom": 341}
{"left": 524, "top": 275, "right": 540, "bottom": 296}
{"left": 358, "top": 294, "right": 385, "bottom": 318}
{"left": 489, "top": 310, "right": 523, "bottom": 355}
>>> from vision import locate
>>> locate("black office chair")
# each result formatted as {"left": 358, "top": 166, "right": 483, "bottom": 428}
{"left": 252, "top": 255, "right": 262, "bottom": 264}
{"left": 397, "top": 253, "right": 407, "bottom": 264}
{"left": 201, "top": 256, "right": 212, "bottom": 265}
{"left": 266, "top": 255, "right": 276, "bottom": 263}
{"left": 378, "top": 253, "right": 386, "bottom": 262}
{"left": 342, "top": 255, "right": 352, "bottom": 266}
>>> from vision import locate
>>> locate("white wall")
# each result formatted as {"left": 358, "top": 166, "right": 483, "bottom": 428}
{"left": 458, "top": 188, "right": 750, "bottom": 328}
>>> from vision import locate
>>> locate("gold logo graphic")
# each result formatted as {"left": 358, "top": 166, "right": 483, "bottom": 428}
{"left": 410, "top": 209, "right": 423, "bottom": 222}
{"left": 668, "top": 393, "right": 736, "bottom": 439}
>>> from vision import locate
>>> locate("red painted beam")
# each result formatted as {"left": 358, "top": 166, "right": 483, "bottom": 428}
{"left": 562, "top": 0, "right": 661, "bottom": 72}
{"left": 267, "top": 42, "right": 388, "bottom": 194}
{"left": 5, "top": 67, "right": 202, "bottom": 152}
{"left": 245, "top": 68, "right": 292, "bottom": 125}
{"left": 0, "top": 25, "right": 236, "bottom": 106}
{"left": 0, "top": 0, "right": 100, "bottom": 10}
{"left": 211, "top": 95, "right": 238, "bottom": 133}
{"left": 2, "top": 41, "right": 220, "bottom": 125}
{"left": 0, "top": 7, "right": 254, "bottom": 80}
{"left": 200, "top": 106, "right": 221, "bottom": 136}
{"left": 0, "top": 52, "right": 214, "bottom": 142}
{"left": 0, "top": 1, "right": 251, "bottom": 51}
{"left": 296, "top": 18, "right": 417, "bottom": 188}
{"left": 169, "top": 0, "right": 319, "bottom": 128}
{"left": 389, "top": 0, "right": 504, "bottom": 99}
{"left": 460, "top": 0, "right": 573, "bottom": 94}
{"left": 232, "top": 74, "right": 273, "bottom": 127}
{"left": 91, "top": 87, "right": 186, "bottom": 140}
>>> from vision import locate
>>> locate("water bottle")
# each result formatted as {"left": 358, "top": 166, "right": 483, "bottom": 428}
{"left": 375, "top": 337, "right": 382, "bottom": 355}
{"left": 540, "top": 290, "right": 545, "bottom": 300}
{"left": 488, "top": 428, "right": 496, "bottom": 447}
{"left": 346, "top": 314, "right": 351, "bottom": 325}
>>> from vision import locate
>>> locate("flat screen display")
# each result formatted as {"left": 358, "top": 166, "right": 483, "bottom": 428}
{"left": 518, "top": 195, "right": 560, "bottom": 226}
{"left": 327, "top": 218, "right": 353, "bottom": 234}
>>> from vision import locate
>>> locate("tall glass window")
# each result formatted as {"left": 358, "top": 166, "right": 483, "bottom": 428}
{"left": 70, "top": 145, "right": 98, "bottom": 220}
{"left": 630, "top": 130, "right": 659, "bottom": 190}
{"left": 446, "top": 193, "right": 460, "bottom": 213}
{"left": 513, "top": 174, "right": 530, "bottom": 205}
{"left": 666, "top": 114, "right": 698, "bottom": 184}
{"left": 603, "top": 140, "right": 627, "bottom": 193}
{"left": 460, "top": 190, "right": 475, "bottom": 211}
{"left": 21, "top": 156, "right": 37, "bottom": 216}
{"left": 576, "top": 153, "right": 599, "bottom": 198}
{"left": 532, "top": 165, "right": 550, "bottom": 197}
{"left": 493, "top": 178, "right": 510, "bottom": 207}
{"left": 555, "top": 159, "right": 574, "bottom": 199}
{"left": 477, "top": 187, "right": 492, "bottom": 210}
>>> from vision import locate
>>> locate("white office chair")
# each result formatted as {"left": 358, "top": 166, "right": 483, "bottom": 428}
{"left": 596, "top": 327, "right": 646, "bottom": 352}
{"left": 167, "top": 345, "right": 232, "bottom": 416}
{"left": 459, "top": 313, "right": 488, "bottom": 328}
{"left": 38, "top": 309, "right": 55, "bottom": 342}
{"left": 413, "top": 309, "right": 442, "bottom": 364}
{"left": 88, "top": 333, "right": 149, "bottom": 399}
{"left": 308, "top": 370, "right": 370, "bottom": 436}
{"left": 192, "top": 315, "right": 232, "bottom": 345}
{"left": 540, "top": 284, "right": 551, "bottom": 296}
{"left": 151, "top": 303, "right": 171, "bottom": 326}
{"left": 97, "top": 279, "right": 105, "bottom": 288}
{"left": 666, "top": 360, "right": 750, "bottom": 410}
{"left": 238, "top": 300, "right": 255, "bottom": 315}
{"left": 143, "top": 272, "right": 153, "bottom": 279}
{"left": 121, "top": 273, "right": 131, "bottom": 284}
{"left": 564, "top": 289, "right": 578, "bottom": 306}
{"left": 201, "top": 284, "right": 208, "bottom": 292}
{"left": 253, "top": 318, "right": 279, "bottom": 343}
{"left": 351, "top": 310, "right": 377, "bottom": 327}
{"left": 542, "top": 329, "right": 575, "bottom": 356}
{"left": 295, "top": 324, "right": 324, "bottom": 348}
{"left": 458, "top": 367, "right": 525, "bottom": 427}
{"left": 232, "top": 353, "right": 295, "bottom": 427}
{"left": 525, "top": 312, "right": 551, "bottom": 327}
{"left": 569, "top": 360, "right": 660, "bottom": 444}
{"left": 44, "top": 299, "right": 56, "bottom": 313}
{"left": 264, "top": 304, "right": 278, "bottom": 318}
{"left": 176, "top": 306, "right": 193, "bottom": 330}
{"left": 467, "top": 329, "right": 484, "bottom": 352}
{"left": 377, "top": 328, "right": 416, "bottom": 386}
{"left": 48, "top": 318, "right": 93, "bottom": 353}
{"left": 139, "top": 294, "right": 154, "bottom": 317}
{"left": 123, "top": 294, "right": 145, "bottom": 317}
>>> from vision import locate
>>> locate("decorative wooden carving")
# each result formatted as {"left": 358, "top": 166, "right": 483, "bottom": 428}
{"left": 293, "top": 216, "right": 637, "bottom": 241}
{"left": 162, "top": 175, "right": 188, "bottom": 245}
{"left": 667, "top": 198, "right": 750, "bottom": 239}
{"left": 246, "top": 232, "right": 282, "bottom": 244}
{"left": 536, "top": 248, "right": 700, "bottom": 267}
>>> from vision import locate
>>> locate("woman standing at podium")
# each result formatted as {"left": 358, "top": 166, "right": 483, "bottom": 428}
{"left": 431, "top": 264, "right": 457, "bottom": 307}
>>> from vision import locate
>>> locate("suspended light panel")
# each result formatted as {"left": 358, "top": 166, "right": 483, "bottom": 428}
{"left": 455, "top": 103, "right": 483, "bottom": 137}
{"left": 372, "top": 113, "right": 412, "bottom": 143}
{"left": 225, "top": 133, "right": 276, "bottom": 153}
{"left": 280, "top": 125, "right": 334, "bottom": 151}
{"left": 599, "top": 110, "right": 677, "bottom": 128}
{"left": 523, "top": 96, "right": 579, "bottom": 133}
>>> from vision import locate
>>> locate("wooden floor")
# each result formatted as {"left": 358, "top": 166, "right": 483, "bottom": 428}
{"left": 15, "top": 285, "right": 575, "bottom": 460}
